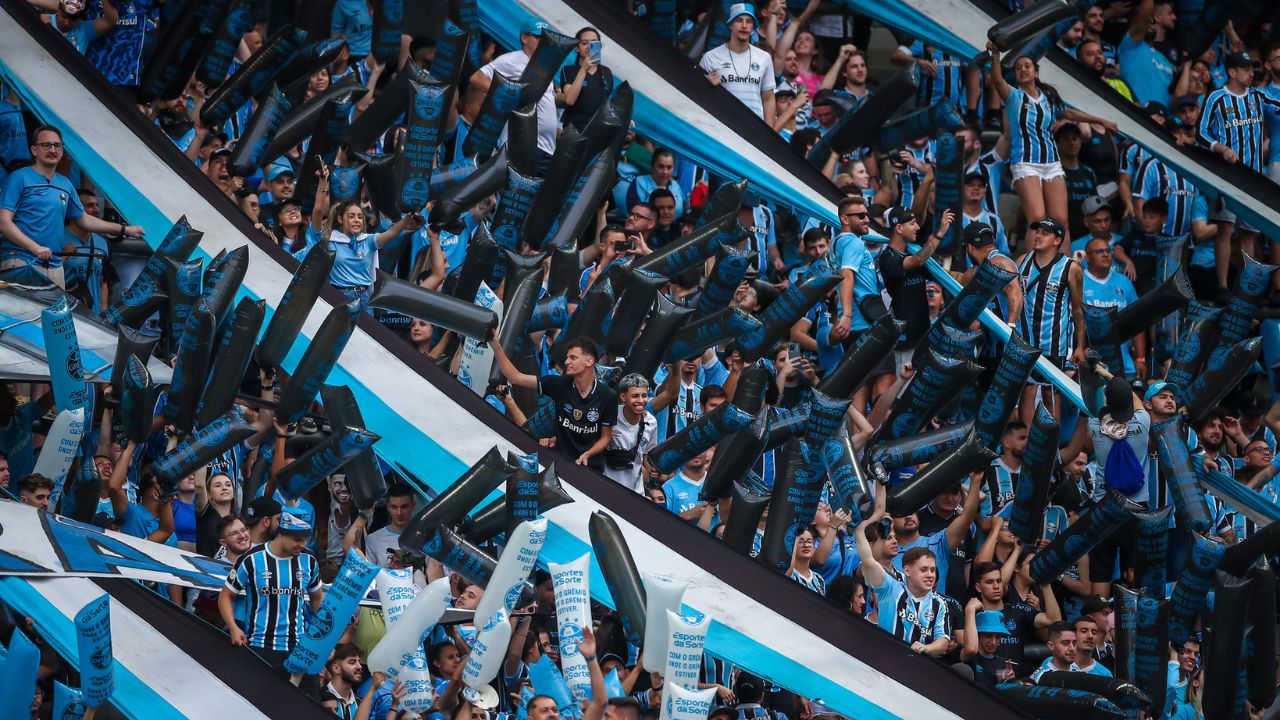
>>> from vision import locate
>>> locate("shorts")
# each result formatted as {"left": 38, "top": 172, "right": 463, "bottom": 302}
{"left": 1011, "top": 161, "right": 1065, "bottom": 183}
{"left": 1209, "top": 199, "right": 1258, "bottom": 233}
{"left": 0, "top": 258, "right": 64, "bottom": 288}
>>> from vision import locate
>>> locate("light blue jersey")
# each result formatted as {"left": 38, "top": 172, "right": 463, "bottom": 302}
{"left": 1198, "top": 86, "right": 1280, "bottom": 173}
{"left": 1117, "top": 34, "right": 1174, "bottom": 106}
{"left": 1006, "top": 88, "right": 1060, "bottom": 165}
{"left": 1082, "top": 269, "right": 1138, "bottom": 375}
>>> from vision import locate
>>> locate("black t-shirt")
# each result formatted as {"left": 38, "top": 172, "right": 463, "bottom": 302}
{"left": 196, "top": 503, "right": 227, "bottom": 558}
{"left": 1063, "top": 165, "right": 1098, "bottom": 241}
{"left": 540, "top": 374, "right": 617, "bottom": 469}
{"left": 1119, "top": 230, "right": 1160, "bottom": 295}
{"left": 558, "top": 64, "right": 615, "bottom": 131}
{"left": 994, "top": 599, "right": 1041, "bottom": 673}
{"left": 878, "top": 245, "right": 929, "bottom": 346}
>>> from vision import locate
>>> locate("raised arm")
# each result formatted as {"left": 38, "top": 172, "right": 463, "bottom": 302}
{"left": 946, "top": 470, "right": 983, "bottom": 549}
{"left": 985, "top": 42, "right": 1012, "bottom": 101}
{"left": 107, "top": 440, "right": 137, "bottom": 518}
{"left": 855, "top": 490, "right": 888, "bottom": 588}
{"left": 487, "top": 330, "right": 539, "bottom": 390}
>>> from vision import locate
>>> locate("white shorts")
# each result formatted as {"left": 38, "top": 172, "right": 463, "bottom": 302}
{"left": 1209, "top": 199, "right": 1258, "bottom": 233}
{"left": 1011, "top": 161, "right": 1066, "bottom": 183}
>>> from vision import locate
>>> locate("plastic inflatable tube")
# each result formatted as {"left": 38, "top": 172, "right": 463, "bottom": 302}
{"left": 988, "top": 0, "right": 1083, "bottom": 50}
{"left": 490, "top": 169, "right": 544, "bottom": 268}
{"left": 1034, "top": 672, "right": 1150, "bottom": 711}
{"left": 1150, "top": 418, "right": 1213, "bottom": 533}
{"left": 399, "top": 447, "right": 513, "bottom": 552}
{"left": 1110, "top": 267, "right": 1193, "bottom": 341}
{"left": 815, "top": 66, "right": 917, "bottom": 159}
{"left": 526, "top": 293, "right": 570, "bottom": 334}
{"left": 317, "top": 385, "right": 386, "bottom": 509}
{"left": 502, "top": 456, "right": 543, "bottom": 537}
{"left": 528, "top": 655, "right": 575, "bottom": 713}
{"left": 326, "top": 161, "right": 365, "bottom": 204}
{"left": 648, "top": 0, "right": 677, "bottom": 40}
{"left": 739, "top": 264, "right": 841, "bottom": 361}
{"left": 521, "top": 395, "right": 557, "bottom": 440}
{"left": 275, "top": 300, "right": 361, "bottom": 423}
{"left": 494, "top": 254, "right": 550, "bottom": 378}
{"left": 369, "top": 270, "right": 498, "bottom": 340}
{"left": 505, "top": 103, "right": 542, "bottom": 179}
{"left": 194, "top": 297, "right": 263, "bottom": 428}
{"left": 1247, "top": 558, "right": 1277, "bottom": 710}
{"left": 136, "top": 0, "right": 211, "bottom": 102}
{"left": 1029, "top": 491, "right": 1135, "bottom": 585}
{"left": 153, "top": 406, "right": 256, "bottom": 483}
{"left": 1201, "top": 571, "right": 1252, "bottom": 720}
{"left": 694, "top": 245, "right": 754, "bottom": 319}
{"left": 868, "top": 421, "right": 972, "bottom": 471}
{"left": 545, "top": 150, "right": 618, "bottom": 250}
{"left": 200, "top": 25, "right": 306, "bottom": 127}
{"left": 604, "top": 268, "right": 665, "bottom": 358}
{"left": 428, "top": 149, "right": 509, "bottom": 227}
{"left": 1111, "top": 585, "right": 1138, "bottom": 683}
{"left": 730, "top": 362, "right": 771, "bottom": 415}
{"left": 1006, "top": 412, "right": 1054, "bottom": 544}
{"left": 665, "top": 306, "right": 762, "bottom": 364}
{"left": 197, "top": 0, "right": 255, "bottom": 86}
{"left": 523, "top": 128, "right": 589, "bottom": 248}
{"left": 261, "top": 78, "right": 363, "bottom": 162}
{"left": 802, "top": 388, "right": 852, "bottom": 445}
{"left": 589, "top": 511, "right": 647, "bottom": 647}
{"left": 648, "top": 402, "right": 754, "bottom": 475}
{"left": 872, "top": 351, "right": 984, "bottom": 444}
{"left": 463, "top": 73, "right": 527, "bottom": 160}
{"left": 931, "top": 135, "right": 964, "bottom": 255}
{"left": 160, "top": 256, "right": 204, "bottom": 349}
{"left": 626, "top": 294, "right": 695, "bottom": 384}
{"left": 430, "top": 20, "right": 471, "bottom": 89}
{"left": 814, "top": 313, "right": 898, "bottom": 398}
{"left": 201, "top": 245, "right": 249, "bottom": 326}
{"left": 1218, "top": 253, "right": 1277, "bottom": 348}
{"left": 471, "top": 518, "right": 547, "bottom": 631}
{"left": 1182, "top": 337, "right": 1263, "bottom": 422}
{"left": 822, "top": 432, "right": 868, "bottom": 521}
{"left": 1130, "top": 506, "right": 1171, "bottom": 602}
{"left": 764, "top": 403, "right": 810, "bottom": 452}
{"left": 885, "top": 430, "right": 996, "bottom": 517}
{"left": 1164, "top": 305, "right": 1221, "bottom": 391}
{"left": 109, "top": 216, "right": 202, "bottom": 316}
{"left": 918, "top": 321, "right": 984, "bottom": 364}
{"left": 721, "top": 482, "right": 770, "bottom": 555}
{"left": 359, "top": 152, "right": 402, "bottom": 222}
{"left": 634, "top": 572, "right": 684, "bottom": 674}
{"left": 163, "top": 304, "right": 214, "bottom": 435}
{"left": 699, "top": 408, "right": 770, "bottom": 502}
{"left": 1077, "top": 355, "right": 1106, "bottom": 417}
{"left": 634, "top": 211, "right": 741, "bottom": 279}
{"left": 938, "top": 260, "right": 1019, "bottom": 333}
{"left": 255, "top": 241, "right": 335, "bottom": 369}
{"left": 32, "top": 408, "right": 85, "bottom": 509}
{"left": 102, "top": 283, "right": 169, "bottom": 329}
{"left": 294, "top": 90, "right": 362, "bottom": 212}
{"left": 663, "top": 610, "right": 711, "bottom": 690}
{"left": 994, "top": 682, "right": 1126, "bottom": 720}
{"left": 228, "top": 85, "right": 291, "bottom": 178}
{"left": 662, "top": 682, "right": 718, "bottom": 720}
{"left": 428, "top": 157, "right": 478, "bottom": 197}
{"left": 1221, "top": 520, "right": 1280, "bottom": 576}
{"left": 463, "top": 463, "right": 572, "bottom": 544}
{"left": 277, "top": 37, "right": 350, "bottom": 97}
{"left": 367, "top": 576, "right": 451, "bottom": 676}
{"left": 344, "top": 60, "right": 433, "bottom": 152}
{"left": 417, "top": 526, "right": 502, "bottom": 588}
{"left": 517, "top": 29, "right": 575, "bottom": 108}
{"left": 550, "top": 276, "right": 615, "bottom": 364}
{"left": 118, "top": 354, "right": 155, "bottom": 443}
{"left": 370, "top": 0, "right": 404, "bottom": 64}
{"left": 973, "top": 333, "right": 1041, "bottom": 446}
{"left": 582, "top": 82, "right": 634, "bottom": 161}
{"left": 449, "top": 222, "right": 500, "bottom": 306}
{"left": 1167, "top": 533, "right": 1226, "bottom": 644}
{"left": 1134, "top": 598, "right": 1169, "bottom": 716}
{"left": 1081, "top": 305, "right": 1124, "bottom": 377}
{"left": 40, "top": 295, "right": 90, "bottom": 412}
{"left": 276, "top": 425, "right": 380, "bottom": 500}
{"left": 549, "top": 553, "right": 593, "bottom": 701}
{"left": 760, "top": 440, "right": 828, "bottom": 569}
{"left": 872, "top": 102, "right": 966, "bottom": 155}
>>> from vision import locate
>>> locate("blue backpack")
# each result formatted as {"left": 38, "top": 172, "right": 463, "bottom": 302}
{"left": 1105, "top": 436, "right": 1146, "bottom": 496}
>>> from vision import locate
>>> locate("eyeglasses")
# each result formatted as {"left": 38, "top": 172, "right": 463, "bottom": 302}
{"left": 628, "top": 212, "right": 655, "bottom": 222}
{"left": 33, "top": 141, "right": 64, "bottom": 151}
{"left": 1247, "top": 446, "right": 1272, "bottom": 455}
{"left": 796, "top": 539, "right": 815, "bottom": 547}
{"left": 1087, "top": 247, "right": 1112, "bottom": 255}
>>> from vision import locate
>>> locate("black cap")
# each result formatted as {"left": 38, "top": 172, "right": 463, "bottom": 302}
{"left": 1029, "top": 217, "right": 1065, "bottom": 239}
{"left": 1225, "top": 51, "right": 1254, "bottom": 70}
{"left": 886, "top": 206, "right": 915, "bottom": 229}
{"left": 963, "top": 221, "right": 995, "bottom": 247}
{"left": 1103, "top": 376, "right": 1136, "bottom": 422}
{"left": 1238, "top": 391, "right": 1267, "bottom": 416}
{"left": 963, "top": 171, "right": 986, "bottom": 184}
{"left": 1053, "top": 122, "right": 1082, "bottom": 139}
{"left": 209, "top": 147, "right": 232, "bottom": 161}
{"left": 1175, "top": 94, "right": 1200, "bottom": 109}
{"left": 1081, "top": 595, "right": 1111, "bottom": 615}
{"left": 245, "top": 496, "right": 282, "bottom": 523}
{"left": 1142, "top": 101, "right": 1167, "bottom": 117}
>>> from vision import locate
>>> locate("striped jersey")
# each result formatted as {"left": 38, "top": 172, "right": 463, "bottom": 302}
{"left": 908, "top": 42, "right": 966, "bottom": 108}
{"left": 225, "top": 543, "right": 322, "bottom": 652}
{"left": 788, "top": 568, "right": 827, "bottom": 596}
{"left": 1134, "top": 156, "right": 1196, "bottom": 238}
{"left": 1120, "top": 143, "right": 1149, "bottom": 191}
{"left": 1197, "top": 86, "right": 1280, "bottom": 173}
{"left": 871, "top": 573, "right": 951, "bottom": 645}
{"left": 981, "top": 458, "right": 1020, "bottom": 516}
{"left": 1018, "top": 253, "right": 1075, "bottom": 358}
{"left": 968, "top": 149, "right": 1005, "bottom": 214}
{"left": 1006, "top": 87, "right": 1061, "bottom": 165}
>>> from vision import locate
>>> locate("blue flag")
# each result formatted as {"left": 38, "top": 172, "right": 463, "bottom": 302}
{"left": 0, "top": 628, "right": 40, "bottom": 718}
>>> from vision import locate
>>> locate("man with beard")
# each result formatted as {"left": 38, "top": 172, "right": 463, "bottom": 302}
{"left": 325, "top": 643, "right": 364, "bottom": 718}
{"left": 981, "top": 423, "right": 1028, "bottom": 517}
{"left": 662, "top": 448, "right": 717, "bottom": 531}
{"left": 968, "top": 561, "right": 1059, "bottom": 673}
{"left": 822, "top": 45, "right": 873, "bottom": 105}
{"left": 890, "top": 474, "right": 982, "bottom": 597}
{"left": 202, "top": 147, "right": 241, "bottom": 198}
{"left": 1077, "top": 39, "right": 1133, "bottom": 102}
{"left": 1072, "top": 616, "right": 1112, "bottom": 676}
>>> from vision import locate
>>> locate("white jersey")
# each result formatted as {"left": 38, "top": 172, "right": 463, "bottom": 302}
{"left": 699, "top": 44, "right": 776, "bottom": 118}
{"left": 603, "top": 408, "right": 658, "bottom": 492}
{"left": 480, "top": 50, "right": 558, "bottom": 155}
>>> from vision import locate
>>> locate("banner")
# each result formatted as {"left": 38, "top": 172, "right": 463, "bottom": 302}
{"left": 33, "top": 407, "right": 86, "bottom": 510}
{"left": 661, "top": 683, "right": 717, "bottom": 720}
{"left": 641, "top": 573, "right": 687, "bottom": 672}
{"left": 551, "top": 554, "right": 592, "bottom": 701}
{"left": 663, "top": 610, "right": 710, "bottom": 690}
{"left": 74, "top": 593, "right": 114, "bottom": 706}
{"left": 458, "top": 283, "right": 503, "bottom": 395}
{"left": 285, "top": 549, "right": 380, "bottom": 674}
{"left": 0, "top": 503, "right": 229, "bottom": 589}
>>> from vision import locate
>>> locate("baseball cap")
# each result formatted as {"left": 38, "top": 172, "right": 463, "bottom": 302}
{"left": 1225, "top": 52, "right": 1254, "bottom": 70}
{"left": 1082, "top": 195, "right": 1109, "bottom": 217}
{"left": 963, "top": 221, "right": 995, "bottom": 247}
{"left": 244, "top": 496, "right": 282, "bottom": 523}
{"left": 266, "top": 165, "right": 297, "bottom": 182}
{"left": 209, "top": 147, "right": 232, "bottom": 162}
{"left": 726, "top": 3, "right": 756, "bottom": 25}
{"left": 963, "top": 171, "right": 985, "bottom": 184}
{"left": 975, "top": 611, "right": 1010, "bottom": 635}
{"left": 1029, "top": 217, "right": 1065, "bottom": 238}
{"left": 1081, "top": 595, "right": 1111, "bottom": 615}
{"left": 1102, "top": 375, "right": 1136, "bottom": 422}
{"left": 278, "top": 511, "right": 313, "bottom": 536}
{"left": 708, "top": 708, "right": 737, "bottom": 720}
{"left": 1142, "top": 101, "right": 1166, "bottom": 117}
{"left": 886, "top": 206, "right": 915, "bottom": 229}
{"left": 90, "top": 512, "right": 114, "bottom": 529}
{"left": 520, "top": 18, "right": 549, "bottom": 36}
{"left": 1238, "top": 390, "right": 1267, "bottom": 416}
{"left": 1175, "top": 95, "right": 1200, "bottom": 109}
{"left": 1143, "top": 380, "right": 1180, "bottom": 402}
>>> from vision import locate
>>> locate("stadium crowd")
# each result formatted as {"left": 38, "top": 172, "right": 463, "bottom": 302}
{"left": 2, "top": 0, "right": 1280, "bottom": 718}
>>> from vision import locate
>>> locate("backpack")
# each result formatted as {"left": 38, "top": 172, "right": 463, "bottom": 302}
{"left": 1104, "top": 435, "right": 1145, "bottom": 496}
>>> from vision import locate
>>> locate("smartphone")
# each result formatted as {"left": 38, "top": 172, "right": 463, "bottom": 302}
{"left": 788, "top": 341, "right": 802, "bottom": 360}
{"left": 588, "top": 40, "right": 602, "bottom": 64}
{"left": 614, "top": 239, "right": 628, "bottom": 253}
